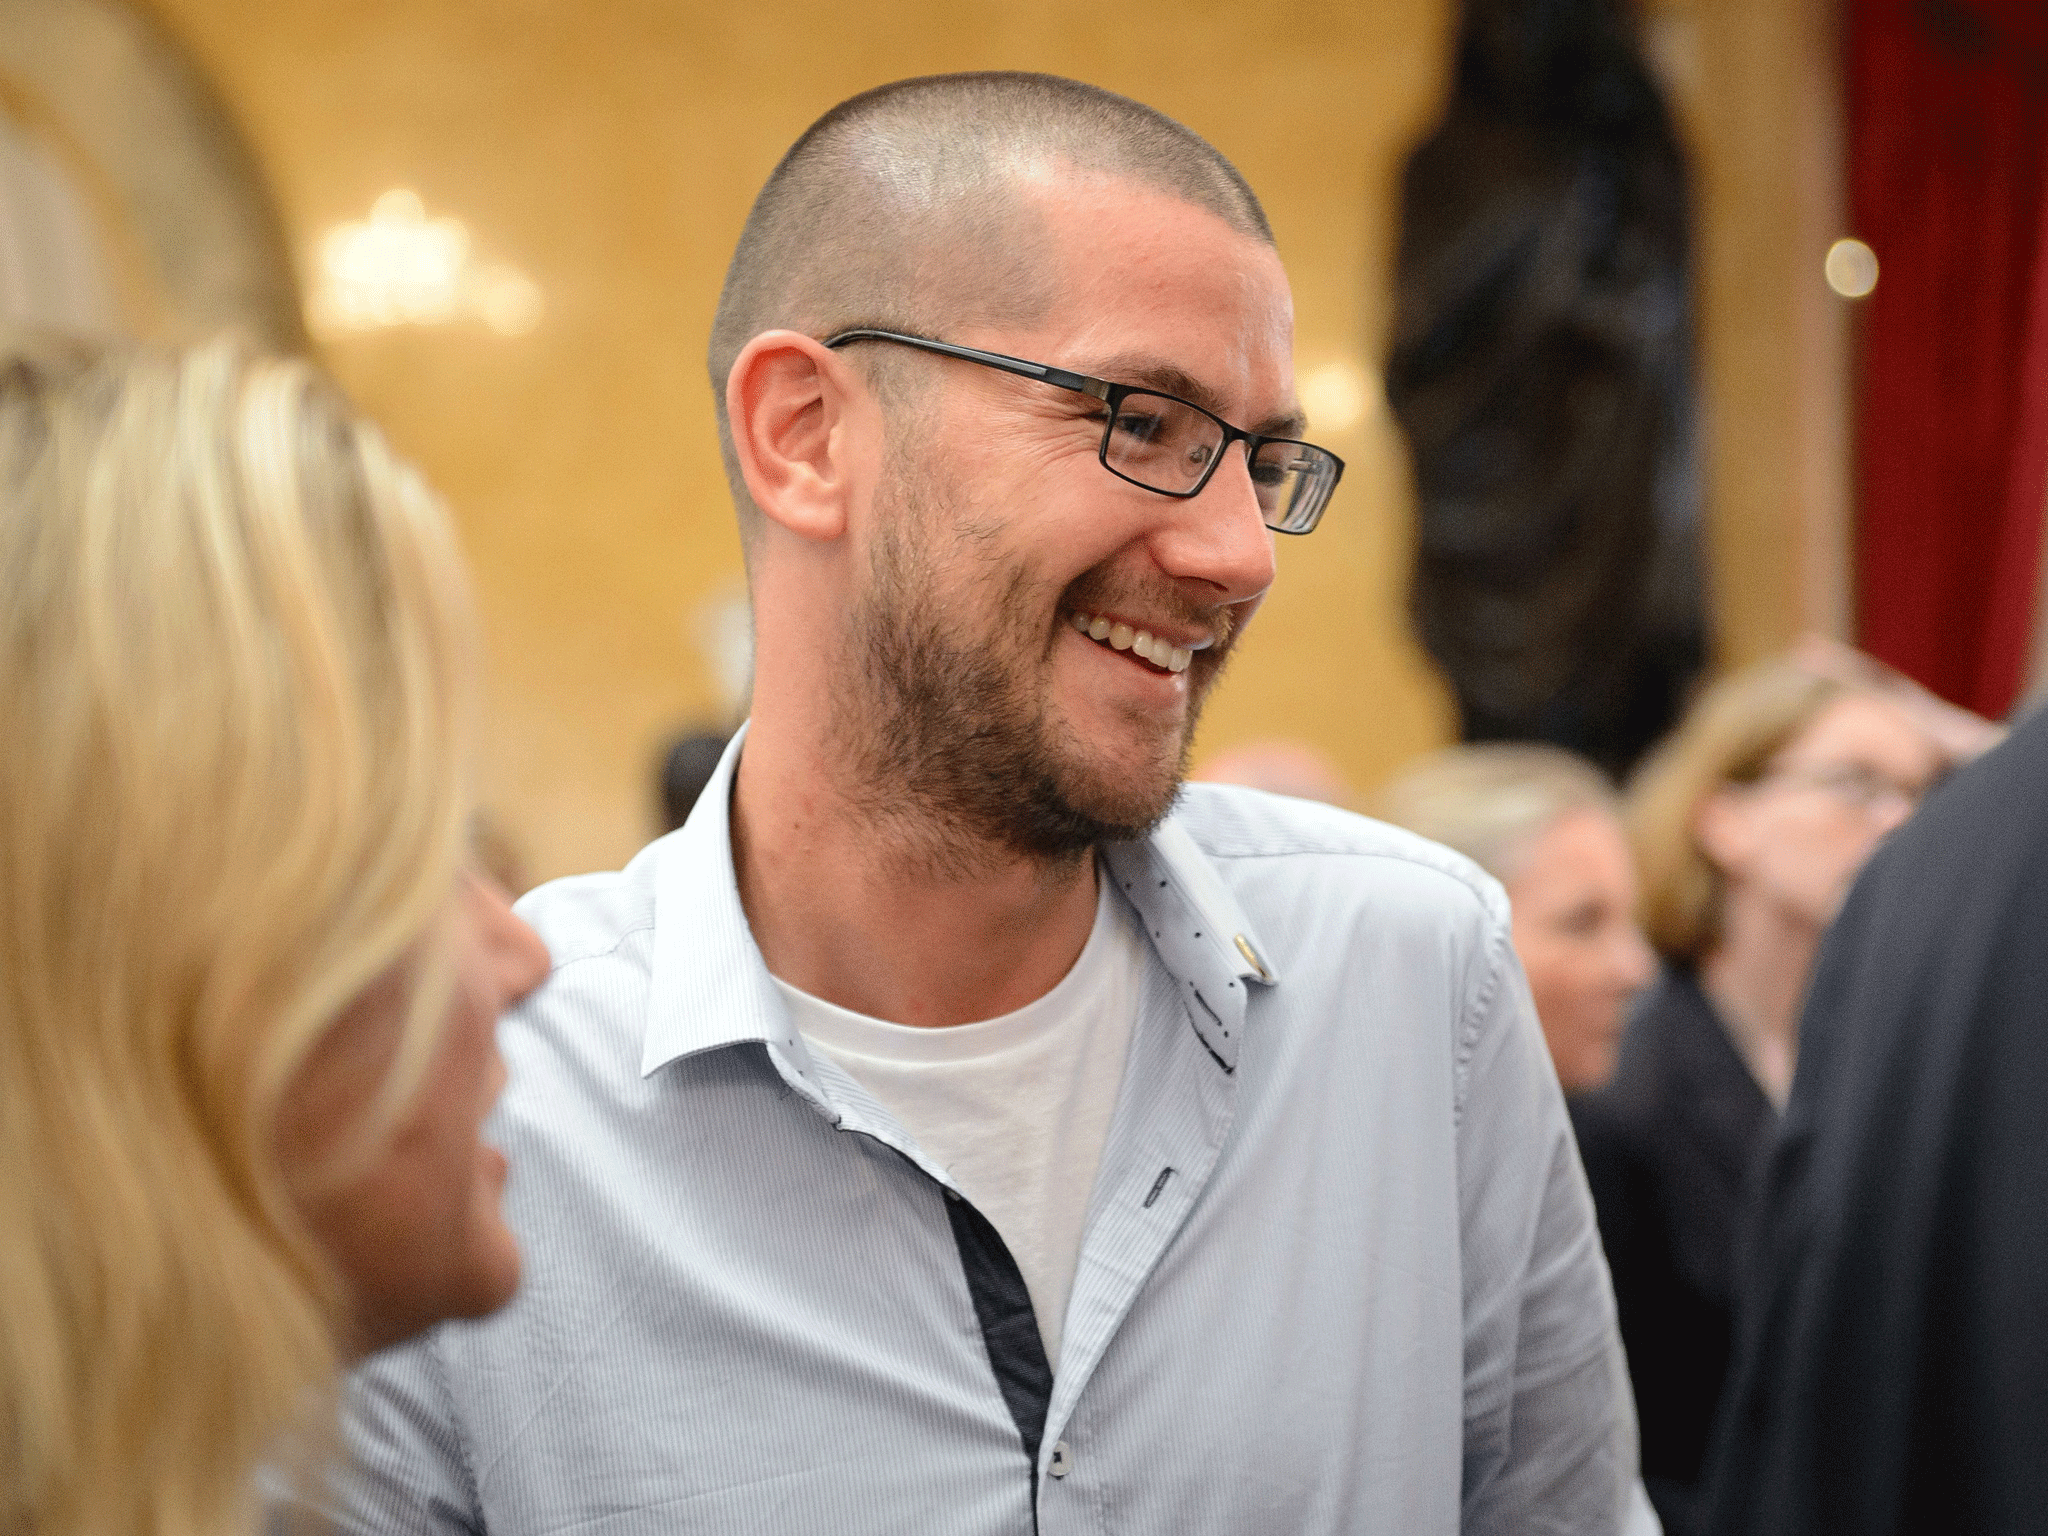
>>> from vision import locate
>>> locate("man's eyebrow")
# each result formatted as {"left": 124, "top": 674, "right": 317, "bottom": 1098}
{"left": 1079, "top": 354, "right": 1309, "bottom": 439}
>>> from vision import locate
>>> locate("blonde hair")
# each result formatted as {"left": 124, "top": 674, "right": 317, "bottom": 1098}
{"left": 0, "top": 336, "right": 478, "bottom": 1536}
{"left": 1374, "top": 742, "right": 1617, "bottom": 882}
{"left": 1628, "top": 658, "right": 1846, "bottom": 963}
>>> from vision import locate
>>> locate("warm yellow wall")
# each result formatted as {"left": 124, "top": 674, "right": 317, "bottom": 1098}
{"left": 1644, "top": 0, "right": 1854, "bottom": 664}
{"left": 141, "top": 0, "right": 1463, "bottom": 882}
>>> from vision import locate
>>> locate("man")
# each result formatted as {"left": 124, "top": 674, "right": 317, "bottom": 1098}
{"left": 320, "top": 73, "right": 1649, "bottom": 1534}
{"left": 1705, "top": 701, "right": 2048, "bottom": 1536}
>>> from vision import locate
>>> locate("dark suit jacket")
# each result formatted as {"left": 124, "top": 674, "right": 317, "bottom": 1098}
{"left": 1570, "top": 970, "right": 1774, "bottom": 1536}
{"left": 1705, "top": 702, "right": 2048, "bottom": 1536}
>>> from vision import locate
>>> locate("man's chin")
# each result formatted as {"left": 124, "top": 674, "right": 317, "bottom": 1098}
{"left": 1050, "top": 744, "right": 1188, "bottom": 843}
{"left": 1067, "top": 788, "right": 1179, "bottom": 845}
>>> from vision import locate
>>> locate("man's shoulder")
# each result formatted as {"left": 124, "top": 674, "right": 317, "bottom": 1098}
{"left": 1169, "top": 780, "right": 1507, "bottom": 925}
{"left": 513, "top": 835, "right": 666, "bottom": 976}
{"left": 493, "top": 839, "right": 673, "bottom": 1103}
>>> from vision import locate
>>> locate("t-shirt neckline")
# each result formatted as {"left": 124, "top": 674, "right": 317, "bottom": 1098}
{"left": 769, "top": 865, "right": 1125, "bottom": 1064}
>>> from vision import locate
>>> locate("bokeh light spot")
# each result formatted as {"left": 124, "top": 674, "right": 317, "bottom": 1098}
{"left": 1825, "top": 237, "right": 1878, "bottom": 300}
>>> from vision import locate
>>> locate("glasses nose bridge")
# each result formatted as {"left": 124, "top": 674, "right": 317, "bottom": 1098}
{"left": 1195, "top": 419, "right": 1261, "bottom": 493}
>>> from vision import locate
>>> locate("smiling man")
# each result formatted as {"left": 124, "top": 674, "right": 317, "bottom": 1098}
{"left": 319, "top": 74, "right": 1651, "bottom": 1536}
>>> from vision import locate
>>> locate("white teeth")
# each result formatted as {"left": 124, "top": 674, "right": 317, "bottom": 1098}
{"left": 1068, "top": 611, "right": 1197, "bottom": 674}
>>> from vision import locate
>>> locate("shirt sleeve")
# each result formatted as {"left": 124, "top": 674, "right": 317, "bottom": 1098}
{"left": 1453, "top": 912, "right": 1656, "bottom": 1536}
{"left": 269, "top": 1332, "right": 486, "bottom": 1535}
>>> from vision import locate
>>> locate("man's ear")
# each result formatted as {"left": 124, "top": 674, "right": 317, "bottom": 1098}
{"left": 726, "top": 331, "right": 872, "bottom": 543}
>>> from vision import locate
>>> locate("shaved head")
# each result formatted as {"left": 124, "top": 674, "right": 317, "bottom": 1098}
{"left": 708, "top": 72, "right": 1273, "bottom": 538}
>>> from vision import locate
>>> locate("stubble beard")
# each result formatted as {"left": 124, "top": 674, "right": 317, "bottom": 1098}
{"left": 832, "top": 458, "right": 1222, "bottom": 877}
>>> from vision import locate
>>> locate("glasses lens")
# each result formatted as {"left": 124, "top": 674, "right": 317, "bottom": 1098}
{"left": 1101, "top": 391, "right": 1227, "bottom": 494}
{"left": 1815, "top": 766, "right": 1924, "bottom": 813}
{"left": 1249, "top": 439, "right": 1339, "bottom": 533}
{"left": 1099, "top": 391, "right": 1340, "bottom": 533}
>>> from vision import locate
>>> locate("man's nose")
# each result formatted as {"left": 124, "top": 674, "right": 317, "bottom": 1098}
{"left": 1151, "top": 445, "right": 1278, "bottom": 604}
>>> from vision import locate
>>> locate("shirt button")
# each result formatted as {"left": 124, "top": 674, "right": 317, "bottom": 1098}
{"left": 1048, "top": 1441, "right": 1071, "bottom": 1478}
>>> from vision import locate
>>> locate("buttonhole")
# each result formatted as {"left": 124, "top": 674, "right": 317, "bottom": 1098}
{"left": 1143, "top": 1166, "right": 1176, "bottom": 1208}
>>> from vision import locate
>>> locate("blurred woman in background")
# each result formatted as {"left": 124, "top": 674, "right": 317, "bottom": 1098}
{"left": 0, "top": 337, "right": 547, "bottom": 1536}
{"left": 1376, "top": 742, "right": 1655, "bottom": 1093}
{"left": 1571, "top": 656, "right": 1946, "bottom": 1536}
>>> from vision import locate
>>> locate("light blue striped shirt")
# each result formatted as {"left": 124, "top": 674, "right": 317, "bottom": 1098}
{"left": 312, "top": 737, "right": 1652, "bottom": 1535}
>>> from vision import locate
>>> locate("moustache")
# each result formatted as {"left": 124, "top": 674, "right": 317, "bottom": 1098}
{"left": 1057, "top": 574, "right": 1246, "bottom": 658}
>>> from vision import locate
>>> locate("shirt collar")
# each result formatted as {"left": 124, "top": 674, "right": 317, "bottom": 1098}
{"left": 640, "top": 726, "right": 1278, "bottom": 1080}
{"left": 1100, "top": 813, "right": 1276, "bottom": 1074}
{"left": 641, "top": 724, "right": 813, "bottom": 1079}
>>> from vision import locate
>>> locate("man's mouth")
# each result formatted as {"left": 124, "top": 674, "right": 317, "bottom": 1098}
{"left": 1066, "top": 609, "right": 1204, "bottom": 674}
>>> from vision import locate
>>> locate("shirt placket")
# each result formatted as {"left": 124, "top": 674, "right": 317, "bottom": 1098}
{"left": 742, "top": 833, "right": 1268, "bottom": 1536}
{"left": 1027, "top": 841, "right": 1264, "bottom": 1530}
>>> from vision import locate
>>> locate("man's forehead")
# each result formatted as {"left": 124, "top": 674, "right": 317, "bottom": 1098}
{"left": 1021, "top": 173, "right": 1280, "bottom": 282}
{"left": 992, "top": 177, "right": 1296, "bottom": 396}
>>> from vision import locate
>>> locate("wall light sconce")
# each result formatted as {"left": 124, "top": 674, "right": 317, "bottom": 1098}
{"left": 1299, "top": 358, "right": 1379, "bottom": 436}
{"left": 308, "top": 189, "right": 542, "bottom": 337}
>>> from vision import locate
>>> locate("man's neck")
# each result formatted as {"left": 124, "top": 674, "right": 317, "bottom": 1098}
{"left": 729, "top": 724, "right": 1102, "bottom": 1028}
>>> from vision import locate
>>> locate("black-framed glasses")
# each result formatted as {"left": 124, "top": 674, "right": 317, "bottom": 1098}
{"left": 822, "top": 328, "right": 1344, "bottom": 535}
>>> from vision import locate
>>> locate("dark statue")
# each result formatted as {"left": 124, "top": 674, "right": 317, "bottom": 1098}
{"left": 1386, "top": 0, "right": 1707, "bottom": 780}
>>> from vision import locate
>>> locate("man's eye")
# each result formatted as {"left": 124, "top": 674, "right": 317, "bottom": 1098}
{"left": 1112, "top": 410, "right": 1167, "bottom": 443}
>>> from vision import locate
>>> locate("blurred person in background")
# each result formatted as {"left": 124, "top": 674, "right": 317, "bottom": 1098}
{"left": 1376, "top": 743, "right": 1655, "bottom": 1094}
{"left": 1571, "top": 656, "right": 1946, "bottom": 1536}
{"left": 654, "top": 726, "right": 733, "bottom": 833}
{"left": 0, "top": 337, "right": 547, "bottom": 1536}
{"left": 1189, "top": 736, "right": 1351, "bottom": 805}
{"left": 1705, "top": 682, "right": 2048, "bottom": 1536}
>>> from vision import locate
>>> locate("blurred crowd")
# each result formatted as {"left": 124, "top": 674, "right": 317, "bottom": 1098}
{"left": 1198, "top": 645, "right": 2010, "bottom": 1536}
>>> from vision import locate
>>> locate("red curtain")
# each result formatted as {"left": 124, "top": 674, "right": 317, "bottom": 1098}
{"left": 1851, "top": 0, "right": 2048, "bottom": 717}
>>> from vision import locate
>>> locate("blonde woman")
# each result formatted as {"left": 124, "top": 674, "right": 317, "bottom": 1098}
{"left": 1571, "top": 656, "right": 1945, "bottom": 1536}
{"left": 1375, "top": 742, "right": 1654, "bottom": 1094}
{"left": 0, "top": 336, "right": 548, "bottom": 1536}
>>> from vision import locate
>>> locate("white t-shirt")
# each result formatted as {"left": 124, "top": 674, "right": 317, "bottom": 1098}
{"left": 770, "top": 870, "right": 1145, "bottom": 1367}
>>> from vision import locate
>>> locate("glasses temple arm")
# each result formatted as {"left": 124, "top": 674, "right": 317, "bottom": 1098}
{"left": 822, "top": 329, "right": 1112, "bottom": 401}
